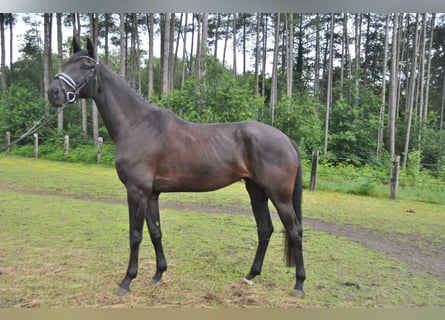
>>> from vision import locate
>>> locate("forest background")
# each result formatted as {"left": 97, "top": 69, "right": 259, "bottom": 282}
{"left": 0, "top": 13, "right": 445, "bottom": 180}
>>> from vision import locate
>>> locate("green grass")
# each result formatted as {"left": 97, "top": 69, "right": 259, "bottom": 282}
{"left": 0, "top": 155, "right": 444, "bottom": 307}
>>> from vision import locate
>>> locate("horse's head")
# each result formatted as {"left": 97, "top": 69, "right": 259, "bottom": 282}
{"left": 47, "top": 37, "right": 99, "bottom": 107}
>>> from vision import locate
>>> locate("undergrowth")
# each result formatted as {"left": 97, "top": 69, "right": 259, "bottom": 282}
{"left": 4, "top": 141, "right": 445, "bottom": 204}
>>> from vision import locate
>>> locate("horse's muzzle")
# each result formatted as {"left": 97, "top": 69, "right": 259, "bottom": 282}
{"left": 47, "top": 83, "right": 65, "bottom": 108}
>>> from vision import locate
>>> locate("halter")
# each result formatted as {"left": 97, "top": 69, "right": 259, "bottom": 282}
{"left": 54, "top": 56, "right": 99, "bottom": 104}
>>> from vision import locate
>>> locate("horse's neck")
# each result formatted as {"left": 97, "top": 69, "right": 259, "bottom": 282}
{"left": 93, "top": 64, "right": 153, "bottom": 142}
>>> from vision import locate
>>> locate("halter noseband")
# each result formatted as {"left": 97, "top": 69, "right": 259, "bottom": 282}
{"left": 54, "top": 56, "right": 99, "bottom": 104}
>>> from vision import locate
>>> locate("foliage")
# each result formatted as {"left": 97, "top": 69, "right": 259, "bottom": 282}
{"left": 273, "top": 95, "right": 323, "bottom": 156}
{"left": 0, "top": 81, "right": 48, "bottom": 137}
{"left": 327, "top": 83, "right": 381, "bottom": 163}
{"left": 160, "top": 61, "right": 262, "bottom": 124}
{"left": 1, "top": 13, "right": 445, "bottom": 171}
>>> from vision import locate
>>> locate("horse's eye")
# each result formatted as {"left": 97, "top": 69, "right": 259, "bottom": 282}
{"left": 81, "top": 64, "right": 93, "bottom": 70}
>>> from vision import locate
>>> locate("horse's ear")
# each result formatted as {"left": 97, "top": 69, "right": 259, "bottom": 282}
{"left": 72, "top": 37, "right": 81, "bottom": 53}
{"left": 86, "top": 37, "right": 95, "bottom": 59}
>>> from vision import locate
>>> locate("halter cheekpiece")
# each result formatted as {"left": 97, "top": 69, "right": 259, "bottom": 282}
{"left": 54, "top": 55, "right": 99, "bottom": 104}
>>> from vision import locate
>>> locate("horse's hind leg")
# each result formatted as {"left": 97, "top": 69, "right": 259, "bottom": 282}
{"left": 144, "top": 192, "right": 167, "bottom": 285}
{"left": 271, "top": 198, "right": 306, "bottom": 298}
{"left": 244, "top": 179, "right": 274, "bottom": 284}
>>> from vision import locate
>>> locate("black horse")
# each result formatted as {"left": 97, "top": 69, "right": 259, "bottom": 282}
{"left": 47, "top": 38, "right": 306, "bottom": 298}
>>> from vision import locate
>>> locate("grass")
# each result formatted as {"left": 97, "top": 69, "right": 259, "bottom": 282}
{"left": 0, "top": 155, "right": 444, "bottom": 307}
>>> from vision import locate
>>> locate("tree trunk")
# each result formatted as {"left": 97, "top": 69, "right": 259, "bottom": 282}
{"left": 354, "top": 13, "right": 362, "bottom": 106}
{"left": 43, "top": 13, "right": 52, "bottom": 113}
{"left": 440, "top": 73, "right": 445, "bottom": 132}
{"left": 377, "top": 14, "right": 390, "bottom": 159}
{"left": 200, "top": 13, "right": 208, "bottom": 80}
{"left": 242, "top": 14, "right": 247, "bottom": 75}
{"left": 423, "top": 13, "right": 435, "bottom": 122}
{"left": 340, "top": 13, "right": 346, "bottom": 94}
{"left": 396, "top": 14, "right": 406, "bottom": 118}
{"left": 402, "top": 13, "right": 420, "bottom": 169}
{"left": 56, "top": 13, "right": 64, "bottom": 132}
{"left": 388, "top": 13, "right": 399, "bottom": 159}
{"left": 189, "top": 15, "right": 195, "bottom": 77}
{"left": 270, "top": 13, "right": 280, "bottom": 126}
{"left": 174, "top": 13, "right": 183, "bottom": 92}
{"left": 8, "top": 14, "right": 14, "bottom": 83}
{"left": 129, "top": 13, "right": 137, "bottom": 88}
{"left": 119, "top": 13, "right": 126, "bottom": 78}
{"left": 161, "top": 13, "right": 170, "bottom": 96}
{"left": 103, "top": 14, "right": 110, "bottom": 64}
{"left": 254, "top": 13, "right": 261, "bottom": 97}
{"left": 286, "top": 13, "right": 294, "bottom": 98}
{"left": 314, "top": 14, "right": 320, "bottom": 105}
{"left": 213, "top": 13, "right": 220, "bottom": 58}
{"left": 90, "top": 13, "right": 99, "bottom": 144}
{"left": 180, "top": 13, "right": 188, "bottom": 91}
{"left": 261, "top": 14, "right": 268, "bottom": 98}
{"left": 417, "top": 14, "right": 427, "bottom": 151}
{"left": 323, "top": 14, "right": 335, "bottom": 154}
{"left": 222, "top": 13, "right": 230, "bottom": 67}
{"left": 168, "top": 13, "right": 175, "bottom": 92}
{"left": 232, "top": 13, "right": 237, "bottom": 76}
{"left": 0, "top": 14, "right": 7, "bottom": 93}
{"left": 195, "top": 14, "right": 201, "bottom": 80}
{"left": 147, "top": 13, "right": 154, "bottom": 97}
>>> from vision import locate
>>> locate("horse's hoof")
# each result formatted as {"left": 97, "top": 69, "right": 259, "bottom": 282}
{"left": 115, "top": 286, "right": 130, "bottom": 296}
{"left": 147, "top": 278, "right": 161, "bottom": 287}
{"left": 292, "top": 289, "right": 305, "bottom": 298}
{"left": 242, "top": 277, "right": 254, "bottom": 286}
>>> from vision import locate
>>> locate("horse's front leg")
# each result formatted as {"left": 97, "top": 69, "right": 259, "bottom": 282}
{"left": 115, "top": 187, "right": 147, "bottom": 296}
{"left": 145, "top": 192, "right": 167, "bottom": 285}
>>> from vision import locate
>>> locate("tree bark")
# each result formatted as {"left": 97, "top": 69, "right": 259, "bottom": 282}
{"left": 200, "top": 13, "right": 208, "bottom": 80}
{"left": 147, "top": 13, "right": 154, "bottom": 97}
{"left": 417, "top": 14, "right": 427, "bottom": 151}
{"left": 402, "top": 13, "right": 420, "bottom": 169}
{"left": 43, "top": 13, "right": 52, "bottom": 112}
{"left": 90, "top": 13, "right": 99, "bottom": 144}
{"left": 261, "top": 14, "right": 268, "bottom": 98}
{"left": 314, "top": 14, "right": 321, "bottom": 105}
{"left": 119, "top": 13, "right": 126, "bottom": 78}
{"left": 354, "top": 13, "right": 362, "bottom": 106}
{"left": 423, "top": 13, "right": 435, "bottom": 122}
{"left": 388, "top": 13, "right": 399, "bottom": 159}
{"left": 7, "top": 14, "right": 14, "bottom": 83}
{"left": 323, "top": 14, "right": 334, "bottom": 154}
{"left": 213, "top": 13, "right": 220, "bottom": 58}
{"left": 377, "top": 14, "right": 390, "bottom": 159}
{"left": 168, "top": 13, "right": 175, "bottom": 92}
{"left": 0, "top": 14, "right": 7, "bottom": 93}
{"left": 254, "top": 13, "right": 261, "bottom": 97}
{"left": 180, "top": 13, "right": 188, "bottom": 91}
{"left": 232, "top": 13, "right": 237, "bottom": 76}
{"left": 270, "top": 13, "right": 280, "bottom": 126}
{"left": 222, "top": 13, "right": 230, "bottom": 67}
{"left": 286, "top": 13, "right": 294, "bottom": 99}
{"left": 161, "top": 13, "right": 170, "bottom": 96}
{"left": 56, "top": 13, "right": 64, "bottom": 132}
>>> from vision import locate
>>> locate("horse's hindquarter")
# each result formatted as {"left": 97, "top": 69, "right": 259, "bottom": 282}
{"left": 240, "top": 122, "right": 299, "bottom": 193}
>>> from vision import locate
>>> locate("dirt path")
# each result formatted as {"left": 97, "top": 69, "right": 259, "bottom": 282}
{"left": 1, "top": 183, "right": 444, "bottom": 281}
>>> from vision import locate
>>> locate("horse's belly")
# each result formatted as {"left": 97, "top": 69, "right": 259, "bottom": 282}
{"left": 154, "top": 162, "right": 246, "bottom": 192}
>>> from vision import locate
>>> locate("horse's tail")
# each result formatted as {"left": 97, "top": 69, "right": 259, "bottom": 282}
{"left": 285, "top": 139, "right": 303, "bottom": 267}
